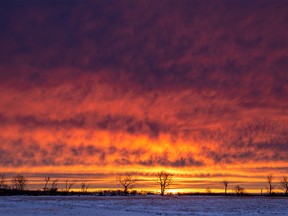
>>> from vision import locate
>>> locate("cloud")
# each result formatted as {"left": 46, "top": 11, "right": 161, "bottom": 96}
{"left": 0, "top": 135, "right": 206, "bottom": 168}
{"left": 138, "top": 155, "right": 204, "bottom": 168}
{"left": 0, "top": 112, "right": 172, "bottom": 138}
{"left": 0, "top": 1, "right": 287, "bottom": 189}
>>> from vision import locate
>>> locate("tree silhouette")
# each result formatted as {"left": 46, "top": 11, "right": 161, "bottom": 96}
{"left": 234, "top": 185, "right": 245, "bottom": 195}
{"left": 222, "top": 180, "right": 228, "bottom": 195}
{"left": 50, "top": 179, "right": 58, "bottom": 192}
{"left": 81, "top": 182, "right": 89, "bottom": 193}
{"left": 11, "top": 175, "right": 27, "bottom": 191}
{"left": 0, "top": 173, "right": 6, "bottom": 189}
{"left": 118, "top": 175, "right": 136, "bottom": 196}
{"left": 43, "top": 176, "right": 50, "bottom": 191}
{"left": 64, "top": 180, "right": 76, "bottom": 192}
{"left": 267, "top": 174, "right": 275, "bottom": 195}
{"left": 156, "top": 170, "right": 173, "bottom": 196}
{"left": 280, "top": 176, "right": 288, "bottom": 195}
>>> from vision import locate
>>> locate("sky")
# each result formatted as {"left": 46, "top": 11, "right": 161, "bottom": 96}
{"left": 0, "top": 0, "right": 287, "bottom": 193}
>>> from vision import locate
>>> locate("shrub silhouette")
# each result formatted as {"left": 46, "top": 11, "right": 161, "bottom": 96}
{"left": 11, "top": 175, "right": 27, "bottom": 191}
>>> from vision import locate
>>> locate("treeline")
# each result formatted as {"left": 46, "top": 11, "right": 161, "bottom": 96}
{"left": 220, "top": 174, "right": 288, "bottom": 196}
{"left": 0, "top": 188, "right": 152, "bottom": 196}
{"left": 0, "top": 172, "right": 288, "bottom": 196}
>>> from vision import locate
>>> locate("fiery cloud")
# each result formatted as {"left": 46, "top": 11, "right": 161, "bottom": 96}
{"left": 0, "top": 1, "right": 287, "bottom": 192}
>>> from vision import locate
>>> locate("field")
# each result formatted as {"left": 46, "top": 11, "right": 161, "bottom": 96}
{"left": 0, "top": 196, "right": 287, "bottom": 216}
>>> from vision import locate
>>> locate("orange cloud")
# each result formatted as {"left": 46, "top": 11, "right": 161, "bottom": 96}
{"left": 0, "top": 1, "right": 288, "bottom": 193}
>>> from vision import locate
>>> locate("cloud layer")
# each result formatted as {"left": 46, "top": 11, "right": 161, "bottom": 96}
{"left": 0, "top": 1, "right": 288, "bottom": 190}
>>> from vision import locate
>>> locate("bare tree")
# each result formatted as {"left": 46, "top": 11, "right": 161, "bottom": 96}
{"left": 156, "top": 170, "right": 173, "bottom": 196}
{"left": 267, "top": 174, "right": 275, "bottom": 195}
{"left": 118, "top": 175, "right": 136, "bottom": 196}
{"left": 43, "top": 176, "right": 50, "bottom": 191}
{"left": 11, "top": 175, "right": 28, "bottom": 191}
{"left": 81, "top": 182, "right": 89, "bottom": 193}
{"left": 0, "top": 173, "right": 6, "bottom": 189}
{"left": 222, "top": 180, "right": 228, "bottom": 195}
{"left": 280, "top": 176, "right": 288, "bottom": 195}
{"left": 64, "top": 180, "right": 76, "bottom": 192}
{"left": 50, "top": 179, "right": 58, "bottom": 192}
{"left": 234, "top": 185, "right": 245, "bottom": 195}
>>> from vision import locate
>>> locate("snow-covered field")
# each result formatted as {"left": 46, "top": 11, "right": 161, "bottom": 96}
{"left": 0, "top": 196, "right": 287, "bottom": 216}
